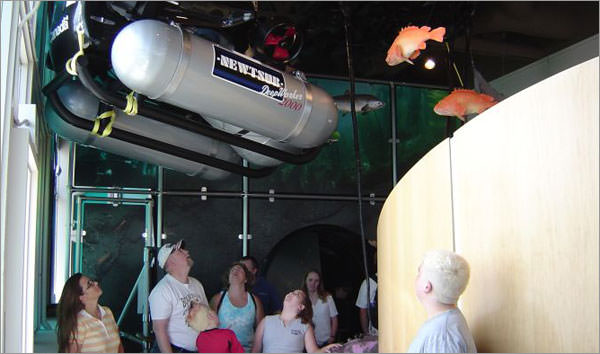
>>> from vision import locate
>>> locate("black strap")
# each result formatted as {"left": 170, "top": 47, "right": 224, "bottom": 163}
{"left": 216, "top": 290, "right": 257, "bottom": 316}
{"left": 216, "top": 290, "right": 226, "bottom": 312}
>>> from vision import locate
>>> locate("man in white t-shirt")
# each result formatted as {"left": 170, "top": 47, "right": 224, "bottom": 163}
{"left": 355, "top": 247, "right": 378, "bottom": 335}
{"left": 149, "top": 239, "right": 208, "bottom": 353}
{"left": 355, "top": 276, "right": 377, "bottom": 335}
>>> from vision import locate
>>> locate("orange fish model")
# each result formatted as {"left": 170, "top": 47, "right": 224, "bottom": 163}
{"left": 434, "top": 89, "right": 498, "bottom": 121}
{"left": 385, "top": 26, "right": 446, "bottom": 66}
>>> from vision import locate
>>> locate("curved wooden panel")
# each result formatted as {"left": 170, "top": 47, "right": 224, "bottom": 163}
{"left": 452, "top": 57, "right": 599, "bottom": 353}
{"left": 378, "top": 139, "right": 454, "bottom": 352}
{"left": 378, "top": 57, "right": 598, "bottom": 353}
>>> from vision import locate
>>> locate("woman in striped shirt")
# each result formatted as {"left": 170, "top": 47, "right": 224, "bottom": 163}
{"left": 57, "top": 273, "right": 124, "bottom": 353}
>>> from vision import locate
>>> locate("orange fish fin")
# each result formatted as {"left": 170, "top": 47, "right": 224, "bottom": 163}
{"left": 455, "top": 106, "right": 467, "bottom": 121}
{"left": 394, "top": 43, "right": 404, "bottom": 57}
{"left": 405, "top": 57, "right": 415, "bottom": 65}
{"left": 479, "top": 93, "right": 496, "bottom": 102}
{"left": 401, "top": 25, "right": 419, "bottom": 32}
{"left": 409, "top": 49, "right": 420, "bottom": 60}
{"left": 428, "top": 27, "right": 446, "bottom": 42}
{"left": 420, "top": 25, "right": 431, "bottom": 32}
{"left": 418, "top": 41, "right": 427, "bottom": 50}
{"left": 452, "top": 88, "right": 476, "bottom": 94}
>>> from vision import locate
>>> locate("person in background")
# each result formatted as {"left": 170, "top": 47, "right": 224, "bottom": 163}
{"left": 407, "top": 249, "right": 477, "bottom": 353}
{"left": 149, "top": 239, "right": 209, "bottom": 353}
{"left": 210, "top": 262, "right": 264, "bottom": 352}
{"left": 301, "top": 270, "right": 339, "bottom": 346}
{"left": 56, "top": 273, "right": 123, "bottom": 353}
{"left": 185, "top": 301, "right": 244, "bottom": 353}
{"left": 240, "top": 255, "right": 282, "bottom": 315}
{"left": 355, "top": 246, "right": 378, "bottom": 335}
{"left": 252, "top": 289, "right": 342, "bottom": 353}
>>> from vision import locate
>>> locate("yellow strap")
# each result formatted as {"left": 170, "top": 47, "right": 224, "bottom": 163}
{"left": 65, "top": 27, "right": 86, "bottom": 76}
{"left": 123, "top": 91, "right": 138, "bottom": 116}
{"left": 91, "top": 110, "right": 116, "bottom": 137}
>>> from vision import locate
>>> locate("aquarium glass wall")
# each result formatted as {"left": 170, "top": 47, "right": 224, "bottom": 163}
{"left": 64, "top": 75, "right": 455, "bottom": 348}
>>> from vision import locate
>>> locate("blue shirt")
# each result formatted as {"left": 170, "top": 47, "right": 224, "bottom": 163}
{"left": 407, "top": 308, "right": 477, "bottom": 353}
{"left": 252, "top": 276, "right": 282, "bottom": 315}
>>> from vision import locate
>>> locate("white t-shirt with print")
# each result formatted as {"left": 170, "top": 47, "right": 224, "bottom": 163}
{"left": 148, "top": 273, "right": 208, "bottom": 351}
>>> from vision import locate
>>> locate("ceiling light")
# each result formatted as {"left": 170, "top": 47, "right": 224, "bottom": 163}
{"left": 424, "top": 58, "right": 436, "bottom": 70}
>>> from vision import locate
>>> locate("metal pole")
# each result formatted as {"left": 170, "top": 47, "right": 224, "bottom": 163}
{"left": 162, "top": 191, "right": 386, "bottom": 203}
{"left": 157, "top": 166, "right": 164, "bottom": 248}
{"left": 341, "top": 2, "right": 372, "bottom": 333}
{"left": 242, "top": 159, "right": 249, "bottom": 256}
{"left": 119, "top": 332, "right": 146, "bottom": 346}
{"left": 72, "top": 196, "right": 151, "bottom": 204}
{"left": 66, "top": 142, "right": 75, "bottom": 278}
{"left": 142, "top": 202, "right": 154, "bottom": 352}
{"left": 67, "top": 187, "right": 386, "bottom": 203}
{"left": 74, "top": 197, "right": 83, "bottom": 273}
{"left": 390, "top": 82, "right": 398, "bottom": 184}
{"left": 117, "top": 264, "right": 145, "bottom": 326}
{"left": 307, "top": 72, "right": 450, "bottom": 90}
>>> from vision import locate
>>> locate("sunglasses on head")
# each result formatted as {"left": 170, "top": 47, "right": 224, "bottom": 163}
{"left": 169, "top": 241, "right": 186, "bottom": 255}
{"left": 85, "top": 279, "right": 96, "bottom": 290}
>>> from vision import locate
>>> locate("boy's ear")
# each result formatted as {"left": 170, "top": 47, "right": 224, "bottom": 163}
{"left": 424, "top": 281, "right": 432, "bottom": 294}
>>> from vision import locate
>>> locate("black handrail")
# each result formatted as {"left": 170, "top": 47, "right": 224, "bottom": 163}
{"left": 45, "top": 83, "right": 277, "bottom": 178}
{"left": 76, "top": 56, "right": 323, "bottom": 164}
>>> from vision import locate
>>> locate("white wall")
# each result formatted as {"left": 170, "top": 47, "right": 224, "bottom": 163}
{"left": 1, "top": 1, "right": 42, "bottom": 352}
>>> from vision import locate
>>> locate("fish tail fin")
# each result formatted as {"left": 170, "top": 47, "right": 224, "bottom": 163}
{"left": 480, "top": 93, "right": 496, "bottom": 102}
{"left": 429, "top": 27, "right": 446, "bottom": 42}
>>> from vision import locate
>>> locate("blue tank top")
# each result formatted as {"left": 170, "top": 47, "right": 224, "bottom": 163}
{"left": 218, "top": 291, "right": 256, "bottom": 352}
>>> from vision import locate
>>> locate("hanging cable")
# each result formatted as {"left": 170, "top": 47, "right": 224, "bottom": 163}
{"left": 341, "top": 2, "right": 373, "bottom": 334}
{"left": 18, "top": 1, "right": 41, "bottom": 29}
{"left": 445, "top": 42, "right": 464, "bottom": 88}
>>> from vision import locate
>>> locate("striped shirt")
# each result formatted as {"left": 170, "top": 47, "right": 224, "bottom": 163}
{"left": 72, "top": 306, "right": 121, "bottom": 353}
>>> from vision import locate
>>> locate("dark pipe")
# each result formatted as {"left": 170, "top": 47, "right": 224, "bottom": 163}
{"left": 75, "top": 57, "right": 322, "bottom": 165}
{"left": 46, "top": 87, "right": 276, "bottom": 178}
{"left": 341, "top": 2, "right": 372, "bottom": 332}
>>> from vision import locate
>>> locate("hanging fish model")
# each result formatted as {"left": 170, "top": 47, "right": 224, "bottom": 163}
{"left": 433, "top": 89, "right": 498, "bottom": 121}
{"left": 385, "top": 25, "right": 446, "bottom": 66}
{"left": 332, "top": 91, "right": 385, "bottom": 113}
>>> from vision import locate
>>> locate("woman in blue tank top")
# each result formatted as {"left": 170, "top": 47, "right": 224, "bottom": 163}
{"left": 210, "top": 262, "right": 264, "bottom": 352}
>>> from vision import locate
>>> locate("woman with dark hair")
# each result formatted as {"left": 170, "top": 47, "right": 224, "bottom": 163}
{"left": 251, "top": 289, "right": 341, "bottom": 353}
{"left": 210, "top": 262, "right": 264, "bottom": 352}
{"left": 301, "top": 270, "right": 339, "bottom": 346}
{"left": 57, "top": 273, "right": 123, "bottom": 353}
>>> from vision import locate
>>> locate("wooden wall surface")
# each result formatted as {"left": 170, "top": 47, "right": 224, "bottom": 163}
{"left": 378, "top": 57, "right": 599, "bottom": 353}
{"left": 377, "top": 139, "right": 454, "bottom": 351}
